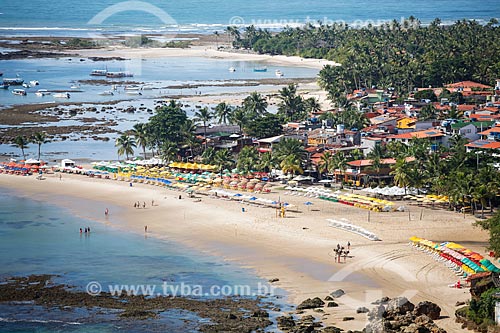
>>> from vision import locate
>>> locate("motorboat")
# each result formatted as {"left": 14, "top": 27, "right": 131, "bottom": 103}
{"left": 228, "top": 67, "right": 236, "bottom": 72}
{"left": 275, "top": 70, "right": 284, "bottom": 77}
{"left": 99, "top": 90, "right": 114, "bottom": 96}
{"left": 253, "top": 67, "right": 267, "bottom": 72}
{"left": 12, "top": 89, "right": 27, "bottom": 96}
{"left": 35, "top": 89, "right": 50, "bottom": 97}
{"left": 90, "top": 69, "right": 107, "bottom": 76}
{"left": 0, "top": 84, "right": 8, "bottom": 89}
{"left": 29, "top": 80, "right": 40, "bottom": 86}
{"left": 124, "top": 85, "right": 141, "bottom": 91}
{"left": 22, "top": 83, "right": 30, "bottom": 88}
{"left": 125, "top": 90, "right": 140, "bottom": 95}
{"left": 2, "top": 78, "right": 24, "bottom": 85}
{"left": 106, "top": 71, "right": 133, "bottom": 78}
{"left": 53, "top": 92, "right": 70, "bottom": 98}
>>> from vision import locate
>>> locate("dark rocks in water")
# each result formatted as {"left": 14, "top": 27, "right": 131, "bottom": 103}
{"left": 357, "top": 306, "right": 369, "bottom": 313}
{"left": 455, "top": 301, "right": 465, "bottom": 307}
{"left": 277, "top": 315, "right": 296, "bottom": 330}
{"left": 326, "top": 302, "right": 338, "bottom": 307}
{"left": 251, "top": 310, "right": 269, "bottom": 318}
{"left": 0, "top": 49, "right": 75, "bottom": 60}
{"left": 88, "top": 56, "right": 127, "bottom": 61}
{"left": 297, "top": 297, "right": 325, "bottom": 310}
{"left": 413, "top": 301, "right": 441, "bottom": 320}
{"left": 330, "top": 289, "right": 345, "bottom": 298}
{"left": 321, "top": 326, "right": 342, "bottom": 333}
{"left": 342, "top": 316, "right": 355, "bottom": 321}
{"left": 268, "top": 278, "right": 279, "bottom": 283}
{"left": 0, "top": 275, "right": 273, "bottom": 333}
{"left": 324, "top": 295, "right": 334, "bottom": 301}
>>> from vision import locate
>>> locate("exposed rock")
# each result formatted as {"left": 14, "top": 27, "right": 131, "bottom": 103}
{"left": 342, "top": 316, "right": 355, "bottom": 321}
{"left": 455, "top": 301, "right": 465, "bottom": 307}
{"left": 413, "top": 301, "right": 441, "bottom": 320}
{"left": 330, "top": 289, "right": 345, "bottom": 298}
{"left": 324, "top": 295, "right": 334, "bottom": 301}
{"left": 320, "top": 326, "right": 342, "bottom": 333}
{"left": 372, "top": 296, "right": 391, "bottom": 305}
{"left": 357, "top": 306, "right": 369, "bottom": 313}
{"left": 268, "top": 278, "right": 279, "bottom": 283}
{"left": 327, "top": 302, "right": 339, "bottom": 307}
{"left": 251, "top": 310, "right": 269, "bottom": 318}
{"left": 297, "top": 297, "right": 325, "bottom": 310}
{"left": 277, "top": 316, "right": 296, "bottom": 330}
{"left": 368, "top": 305, "right": 386, "bottom": 320}
{"left": 385, "top": 297, "right": 415, "bottom": 316}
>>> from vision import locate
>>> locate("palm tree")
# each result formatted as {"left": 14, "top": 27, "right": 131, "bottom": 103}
{"left": 132, "top": 123, "right": 148, "bottom": 159}
{"left": 160, "top": 140, "right": 178, "bottom": 163}
{"left": 115, "top": 134, "right": 136, "bottom": 160}
{"left": 230, "top": 107, "right": 247, "bottom": 133}
{"left": 215, "top": 102, "right": 233, "bottom": 125}
{"left": 280, "top": 155, "right": 303, "bottom": 175}
{"left": 332, "top": 153, "right": 348, "bottom": 184}
{"left": 14, "top": 135, "right": 29, "bottom": 160}
{"left": 318, "top": 151, "right": 333, "bottom": 179}
{"left": 273, "top": 138, "right": 306, "bottom": 163}
{"left": 194, "top": 107, "right": 213, "bottom": 150}
{"left": 277, "top": 84, "right": 305, "bottom": 122}
{"left": 32, "top": 132, "right": 49, "bottom": 161}
{"left": 201, "top": 147, "right": 216, "bottom": 165}
{"left": 214, "top": 149, "right": 234, "bottom": 176}
{"left": 236, "top": 146, "right": 259, "bottom": 175}
{"left": 391, "top": 158, "right": 411, "bottom": 193}
{"left": 242, "top": 92, "right": 268, "bottom": 116}
{"left": 179, "top": 119, "right": 198, "bottom": 159}
{"left": 258, "top": 152, "right": 276, "bottom": 173}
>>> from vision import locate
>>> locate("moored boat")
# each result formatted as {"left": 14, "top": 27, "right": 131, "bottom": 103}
{"left": 35, "top": 89, "right": 50, "bottom": 97}
{"left": 2, "top": 78, "right": 24, "bottom": 86}
{"left": 253, "top": 67, "right": 267, "bottom": 72}
{"left": 12, "top": 89, "right": 27, "bottom": 96}
{"left": 90, "top": 69, "right": 107, "bottom": 76}
{"left": 106, "top": 71, "right": 133, "bottom": 78}
{"left": 125, "top": 90, "right": 142, "bottom": 95}
{"left": 275, "top": 69, "right": 284, "bottom": 77}
{"left": 29, "top": 80, "right": 40, "bottom": 86}
{"left": 98, "top": 90, "right": 114, "bottom": 96}
{"left": 228, "top": 67, "right": 236, "bottom": 72}
{"left": 53, "top": 92, "right": 70, "bottom": 98}
{"left": 124, "top": 85, "right": 141, "bottom": 90}
{"left": 0, "top": 84, "right": 8, "bottom": 89}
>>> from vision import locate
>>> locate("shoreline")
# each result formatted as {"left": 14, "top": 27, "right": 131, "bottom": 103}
{"left": 0, "top": 172, "right": 490, "bottom": 331}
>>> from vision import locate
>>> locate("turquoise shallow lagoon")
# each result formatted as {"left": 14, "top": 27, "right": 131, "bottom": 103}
{"left": 0, "top": 189, "right": 284, "bottom": 332}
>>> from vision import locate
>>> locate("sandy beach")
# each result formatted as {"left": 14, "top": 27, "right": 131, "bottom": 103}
{"left": 75, "top": 45, "right": 340, "bottom": 70}
{"left": 0, "top": 172, "right": 490, "bottom": 331}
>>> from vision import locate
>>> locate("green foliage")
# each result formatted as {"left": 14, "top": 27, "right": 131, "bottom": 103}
{"left": 66, "top": 38, "right": 96, "bottom": 48}
{"left": 477, "top": 211, "right": 500, "bottom": 258}
{"left": 162, "top": 41, "right": 191, "bottom": 48}
{"left": 467, "top": 288, "right": 500, "bottom": 326}
{"left": 146, "top": 101, "right": 190, "bottom": 152}
{"left": 233, "top": 19, "right": 500, "bottom": 100}
{"left": 244, "top": 113, "right": 283, "bottom": 138}
{"left": 414, "top": 89, "right": 438, "bottom": 102}
{"left": 14, "top": 135, "right": 29, "bottom": 160}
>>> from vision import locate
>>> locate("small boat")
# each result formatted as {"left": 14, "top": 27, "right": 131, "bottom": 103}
{"left": 253, "top": 67, "right": 267, "bottom": 72}
{"left": 12, "top": 89, "right": 27, "bottom": 96}
{"left": 35, "top": 89, "right": 50, "bottom": 97}
{"left": 0, "top": 84, "right": 8, "bottom": 89}
{"left": 90, "top": 69, "right": 107, "bottom": 76}
{"left": 125, "top": 91, "right": 142, "bottom": 95}
{"left": 228, "top": 67, "right": 236, "bottom": 72}
{"left": 106, "top": 71, "right": 133, "bottom": 78}
{"left": 275, "top": 70, "right": 284, "bottom": 77}
{"left": 98, "top": 90, "right": 114, "bottom": 96}
{"left": 29, "top": 80, "right": 40, "bottom": 86}
{"left": 53, "top": 92, "right": 70, "bottom": 99}
{"left": 124, "top": 85, "right": 141, "bottom": 91}
{"left": 2, "top": 78, "right": 24, "bottom": 86}
{"left": 0, "top": 72, "right": 3, "bottom": 77}
{"left": 70, "top": 85, "right": 79, "bottom": 89}
{"left": 22, "top": 83, "right": 30, "bottom": 88}
{"left": 141, "top": 85, "right": 154, "bottom": 90}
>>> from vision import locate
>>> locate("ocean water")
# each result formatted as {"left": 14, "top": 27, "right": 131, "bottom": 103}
{"left": 0, "top": 0, "right": 499, "bottom": 37}
{"left": 0, "top": 189, "right": 283, "bottom": 332}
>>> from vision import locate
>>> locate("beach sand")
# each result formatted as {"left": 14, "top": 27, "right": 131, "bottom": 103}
{"left": 0, "top": 172, "right": 488, "bottom": 331}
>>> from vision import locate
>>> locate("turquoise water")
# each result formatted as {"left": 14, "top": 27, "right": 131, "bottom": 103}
{"left": 0, "top": 189, "right": 281, "bottom": 332}
{"left": 0, "top": 0, "right": 498, "bottom": 36}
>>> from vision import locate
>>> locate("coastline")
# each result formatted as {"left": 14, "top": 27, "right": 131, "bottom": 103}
{"left": 0, "top": 172, "right": 489, "bottom": 331}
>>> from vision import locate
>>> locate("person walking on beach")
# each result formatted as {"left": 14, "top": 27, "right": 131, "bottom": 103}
{"left": 144, "top": 225, "right": 148, "bottom": 233}
{"left": 105, "top": 208, "right": 109, "bottom": 216}
{"left": 151, "top": 199, "right": 154, "bottom": 206}
{"left": 347, "top": 241, "right": 351, "bottom": 250}
{"left": 143, "top": 201, "right": 146, "bottom": 208}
